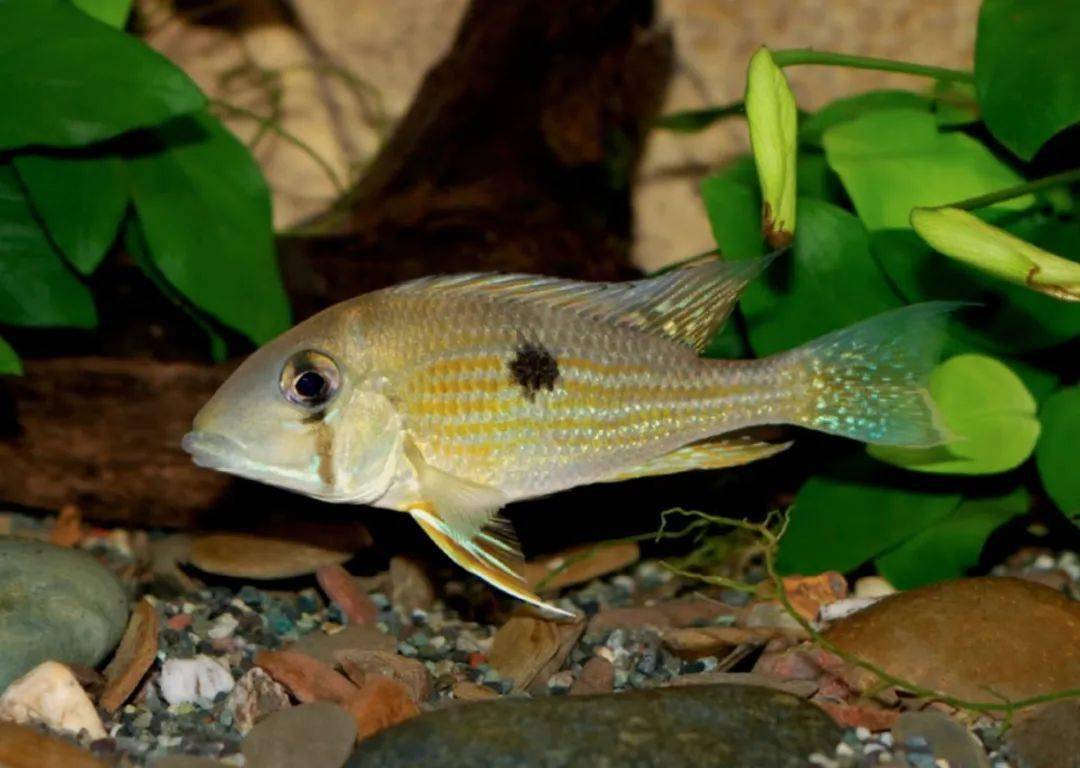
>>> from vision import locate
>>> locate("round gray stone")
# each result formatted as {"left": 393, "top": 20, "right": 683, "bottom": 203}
{"left": 346, "top": 684, "right": 841, "bottom": 768}
{"left": 0, "top": 536, "right": 129, "bottom": 690}
{"left": 243, "top": 702, "right": 357, "bottom": 768}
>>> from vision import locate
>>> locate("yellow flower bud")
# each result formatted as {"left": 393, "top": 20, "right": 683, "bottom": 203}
{"left": 911, "top": 207, "right": 1080, "bottom": 302}
{"left": 746, "top": 47, "right": 797, "bottom": 248}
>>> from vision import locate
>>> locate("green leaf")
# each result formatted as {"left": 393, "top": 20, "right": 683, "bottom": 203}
{"left": 122, "top": 217, "right": 228, "bottom": 362}
{"left": 975, "top": 0, "right": 1080, "bottom": 160}
{"left": 875, "top": 488, "right": 1030, "bottom": 588}
{"left": 700, "top": 174, "right": 763, "bottom": 262}
{"left": 740, "top": 198, "right": 902, "bottom": 355}
{"left": 70, "top": 0, "right": 132, "bottom": 27}
{"left": 0, "top": 335, "right": 21, "bottom": 375}
{"left": 777, "top": 455, "right": 962, "bottom": 575}
{"left": 1036, "top": 387, "right": 1080, "bottom": 518}
{"left": 799, "top": 90, "right": 930, "bottom": 148}
{"left": 871, "top": 222, "right": 1080, "bottom": 354}
{"left": 932, "top": 80, "right": 980, "bottom": 127}
{"left": 0, "top": 165, "right": 96, "bottom": 327}
{"left": 821, "top": 108, "right": 1030, "bottom": 231}
{"left": 869, "top": 354, "right": 1040, "bottom": 475}
{"left": 0, "top": 0, "right": 204, "bottom": 151}
{"left": 13, "top": 152, "right": 128, "bottom": 274}
{"left": 126, "top": 112, "right": 291, "bottom": 345}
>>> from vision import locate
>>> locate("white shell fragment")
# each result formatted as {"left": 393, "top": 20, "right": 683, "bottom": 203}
{"left": 159, "top": 655, "right": 235, "bottom": 706}
{"left": 0, "top": 660, "right": 106, "bottom": 738}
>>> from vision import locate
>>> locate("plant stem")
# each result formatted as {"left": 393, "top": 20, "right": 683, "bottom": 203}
{"left": 653, "top": 101, "right": 745, "bottom": 133}
{"left": 771, "top": 48, "right": 974, "bottom": 83}
{"left": 949, "top": 168, "right": 1080, "bottom": 210}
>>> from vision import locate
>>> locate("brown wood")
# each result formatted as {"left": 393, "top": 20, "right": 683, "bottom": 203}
{"left": 1, "top": 0, "right": 672, "bottom": 526}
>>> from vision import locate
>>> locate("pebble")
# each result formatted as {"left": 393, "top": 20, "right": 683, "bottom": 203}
{"left": 345, "top": 684, "right": 841, "bottom": 767}
{"left": 242, "top": 702, "right": 356, "bottom": 768}
{"left": 101, "top": 598, "right": 160, "bottom": 713}
{"left": 824, "top": 578, "right": 1080, "bottom": 702}
{"left": 523, "top": 542, "right": 640, "bottom": 592}
{"left": 346, "top": 674, "right": 420, "bottom": 740}
{"left": 0, "top": 721, "right": 111, "bottom": 767}
{"left": 487, "top": 615, "right": 562, "bottom": 690}
{"left": 0, "top": 537, "right": 129, "bottom": 689}
{"left": 893, "top": 710, "right": 990, "bottom": 768}
{"left": 316, "top": 565, "right": 378, "bottom": 625}
{"left": 159, "top": 657, "right": 235, "bottom": 706}
{"left": 334, "top": 649, "right": 431, "bottom": 704}
{"left": 1005, "top": 699, "right": 1080, "bottom": 768}
{"left": 388, "top": 557, "right": 436, "bottom": 614}
{"left": 0, "top": 660, "right": 106, "bottom": 738}
{"left": 224, "top": 668, "right": 291, "bottom": 735}
{"left": 290, "top": 624, "right": 398, "bottom": 664}
{"left": 188, "top": 534, "right": 351, "bottom": 580}
{"left": 570, "top": 656, "right": 615, "bottom": 696}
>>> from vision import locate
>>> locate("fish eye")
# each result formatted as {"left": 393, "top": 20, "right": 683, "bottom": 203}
{"left": 280, "top": 350, "right": 340, "bottom": 409}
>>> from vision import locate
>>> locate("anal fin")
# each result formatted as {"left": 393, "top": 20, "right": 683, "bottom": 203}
{"left": 410, "top": 506, "right": 575, "bottom": 619}
{"left": 603, "top": 437, "right": 793, "bottom": 483}
{"left": 403, "top": 436, "right": 574, "bottom": 619}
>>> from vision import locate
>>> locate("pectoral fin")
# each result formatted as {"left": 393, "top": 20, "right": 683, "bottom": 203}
{"left": 403, "top": 438, "right": 574, "bottom": 619}
{"left": 603, "top": 437, "right": 793, "bottom": 482}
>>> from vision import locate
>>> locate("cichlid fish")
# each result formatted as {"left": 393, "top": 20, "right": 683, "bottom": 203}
{"left": 182, "top": 258, "right": 952, "bottom": 616}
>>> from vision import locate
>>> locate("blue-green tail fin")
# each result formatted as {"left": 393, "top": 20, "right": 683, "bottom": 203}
{"left": 778, "top": 302, "right": 960, "bottom": 447}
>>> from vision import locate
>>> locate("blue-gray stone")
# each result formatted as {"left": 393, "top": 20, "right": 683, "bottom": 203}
{"left": 346, "top": 684, "right": 841, "bottom": 768}
{"left": 0, "top": 536, "right": 129, "bottom": 689}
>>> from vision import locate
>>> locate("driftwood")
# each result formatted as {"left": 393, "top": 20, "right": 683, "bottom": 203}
{"left": 1, "top": 0, "right": 673, "bottom": 526}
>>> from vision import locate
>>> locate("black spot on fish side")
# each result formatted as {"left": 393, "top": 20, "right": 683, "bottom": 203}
{"left": 509, "top": 341, "right": 559, "bottom": 401}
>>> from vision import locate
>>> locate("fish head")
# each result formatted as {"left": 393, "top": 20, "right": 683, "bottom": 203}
{"left": 182, "top": 304, "right": 402, "bottom": 504}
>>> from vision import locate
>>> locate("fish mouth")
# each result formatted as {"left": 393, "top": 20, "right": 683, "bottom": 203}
{"left": 181, "top": 431, "right": 245, "bottom": 472}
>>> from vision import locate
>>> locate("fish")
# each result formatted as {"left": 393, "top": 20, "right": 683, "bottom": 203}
{"left": 182, "top": 257, "right": 953, "bottom": 617}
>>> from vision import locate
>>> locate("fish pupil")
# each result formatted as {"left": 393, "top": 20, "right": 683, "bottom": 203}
{"left": 295, "top": 370, "right": 327, "bottom": 400}
{"left": 509, "top": 341, "right": 559, "bottom": 401}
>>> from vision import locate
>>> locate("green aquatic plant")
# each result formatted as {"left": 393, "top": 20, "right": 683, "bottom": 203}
{"left": 0, "top": 0, "right": 291, "bottom": 369}
{"left": 660, "top": 0, "right": 1080, "bottom": 586}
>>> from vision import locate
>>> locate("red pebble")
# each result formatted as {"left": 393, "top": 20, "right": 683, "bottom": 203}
{"left": 316, "top": 564, "right": 379, "bottom": 625}
{"left": 468, "top": 653, "right": 487, "bottom": 668}
{"left": 166, "top": 614, "right": 193, "bottom": 631}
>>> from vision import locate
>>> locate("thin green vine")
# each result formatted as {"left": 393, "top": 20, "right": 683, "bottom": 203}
{"left": 770, "top": 49, "right": 974, "bottom": 83}
{"left": 655, "top": 508, "right": 1080, "bottom": 725}
{"left": 947, "top": 168, "right": 1080, "bottom": 211}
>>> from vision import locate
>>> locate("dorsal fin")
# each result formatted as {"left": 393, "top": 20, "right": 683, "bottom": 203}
{"left": 387, "top": 254, "right": 777, "bottom": 352}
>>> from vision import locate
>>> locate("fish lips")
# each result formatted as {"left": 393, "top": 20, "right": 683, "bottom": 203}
{"left": 181, "top": 431, "right": 245, "bottom": 472}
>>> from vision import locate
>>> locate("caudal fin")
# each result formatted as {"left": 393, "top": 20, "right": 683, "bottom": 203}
{"left": 777, "top": 302, "right": 960, "bottom": 447}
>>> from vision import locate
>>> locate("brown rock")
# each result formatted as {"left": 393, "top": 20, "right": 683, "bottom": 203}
{"left": 656, "top": 598, "right": 742, "bottom": 627}
{"left": 662, "top": 626, "right": 803, "bottom": 660}
{"left": 587, "top": 607, "right": 673, "bottom": 634}
{"left": 527, "top": 617, "right": 586, "bottom": 695}
{"left": 335, "top": 649, "right": 431, "bottom": 703}
{"left": 100, "top": 598, "right": 159, "bottom": 713}
{"left": 488, "top": 616, "right": 562, "bottom": 690}
{"left": 316, "top": 565, "right": 378, "bottom": 625}
{"left": 452, "top": 681, "right": 500, "bottom": 702}
{"left": 1007, "top": 699, "right": 1080, "bottom": 768}
{"left": 816, "top": 701, "right": 899, "bottom": 731}
{"left": 0, "top": 722, "right": 109, "bottom": 768}
{"left": 780, "top": 572, "right": 848, "bottom": 620}
{"left": 189, "top": 534, "right": 351, "bottom": 579}
{"left": 346, "top": 674, "right": 421, "bottom": 741}
{"left": 289, "top": 623, "right": 398, "bottom": 664}
{"left": 668, "top": 671, "right": 818, "bottom": 698}
{"left": 254, "top": 649, "right": 360, "bottom": 705}
{"left": 823, "top": 578, "right": 1080, "bottom": 703}
{"left": 225, "top": 667, "right": 292, "bottom": 734}
{"left": 753, "top": 646, "right": 822, "bottom": 682}
{"left": 523, "top": 542, "right": 640, "bottom": 592}
{"left": 49, "top": 505, "right": 83, "bottom": 548}
{"left": 569, "top": 656, "right": 615, "bottom": 696}
{"left": 389, "top": 556, "right": 435, "bottom": 613}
